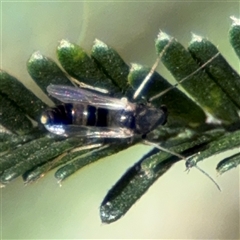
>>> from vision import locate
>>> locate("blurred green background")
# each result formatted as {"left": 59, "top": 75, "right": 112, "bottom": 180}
{"left": 1, "top": 1, "right": 239, "bottom": 239}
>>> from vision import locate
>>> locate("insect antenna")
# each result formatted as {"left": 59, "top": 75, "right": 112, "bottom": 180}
{"left": 133, "top": 34, "right": 220, "bottom": 102}
{"left": 149, "top": 52, "right": 220, "bottom": 102}
{"left": 133, "top": 37, "right": 174, "bottom": 100}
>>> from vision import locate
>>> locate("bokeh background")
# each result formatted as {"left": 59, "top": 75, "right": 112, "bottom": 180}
{"left": 1, "top": 1, "right": 239, "bottom": 239}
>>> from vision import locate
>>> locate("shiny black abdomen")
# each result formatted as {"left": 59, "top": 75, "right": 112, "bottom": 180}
{"left": 44, "top": 103, "right": 135, "bottom": 129}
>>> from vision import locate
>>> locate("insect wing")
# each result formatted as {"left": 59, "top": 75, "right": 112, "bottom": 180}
{"left": 47, "top": 85, "right": 133, "bottom": 110}
{"left": 44, "top": 124, "right": 134, "bottom": 138}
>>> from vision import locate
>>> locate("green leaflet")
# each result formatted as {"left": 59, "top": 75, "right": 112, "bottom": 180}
{"left": 0, "top": 135, "right": 57, "bottom": 174}
{"left": 91, "top": 39, "right": 130, "bottom": 94}
{"left": 229, "top": 16, "right": 240, "bottom": 59}
{"left": 216, "top": 152, "right": 240, "bottom": 174}
{"left": 27, "top": 51, "right": 74, "bottom": 104}
{"left": 0, "top": 94, "right": 33, "bottom": 134}
{"left": 0, "top": 129, "right": 44, "bottom": 153}
{"left": 0, "top": 70, "right": 47, "bottom": 121}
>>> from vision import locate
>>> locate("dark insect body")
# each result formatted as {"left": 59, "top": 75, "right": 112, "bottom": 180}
{"left": 41, "top": 85, "right": 168, "bottom": 139}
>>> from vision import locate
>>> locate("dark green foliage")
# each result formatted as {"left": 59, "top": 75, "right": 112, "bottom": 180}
{"left": 1, "top": 16, "right": 240, "bottom": 224}
{"left": 0, "top": 94, "right": 33, "bottom": 134}
{"left": 27, "top": 52, "right": 73, "bottom": 96}
{"left": 229, "top": 16, "right": 240, "bottom": 59}
{"left": 56, "top": 39, "right": 119, "bottom": 94}
{"left": 0, "top": 70, "right": 47, "bottom": 120}
{"left": 0, "top": 135, "right": 58, "bottom": 174}
{"left": 100, "top": 129, "right": 223, "bottom": 223}
{"left": 23, "top": 141, "right": 89, "bottom": 184}
{"left": 216, "top": 152, "right": 240, "bottom": 174}
{"left": 55, "top": 140, "right": 136, "bottom": 182}
{"left": 188, "top": 34, "right": 240, "bottom": 109}
{"left": 0, "top": 129, "right": 45, "bottom": 152}
{"left": 91, "top": 39, "right": 130, "bottom": 94}
{"left": 186, "top": 129, "right": 240, "bottom": 168}
{"left": 155, "top": 32, "right": 239, "bottom": 125}
{"left": 0, "top": 137, "right": 81, "bottom": 184}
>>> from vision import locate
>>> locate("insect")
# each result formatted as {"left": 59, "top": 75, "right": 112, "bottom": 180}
{"left": 40, "top": 41, "right": 176, "bottom": 141}
{"left": 40, "top": 37, "right": 221, "bottom": 192}
{"left": 41, "top": 46, "right": 172, "bottom": 146}
{"left": 40, "top": 85, "right": 168, "bottom": 139}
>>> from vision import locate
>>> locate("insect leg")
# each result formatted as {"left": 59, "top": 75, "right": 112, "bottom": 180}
{"left": 143, "top": 140, "right": 221, "bottom": 191}
{"left": 69, "top": 143, "right": 103, "bottom": 153}
{"left": 23, "top": 141, "right": 104, "bottom": 184}
{"left": 69, "top": 75, "right": 109, "bottom": 94}
{"left": 144, "top": 140, "right": 186, "bottom": 159}
{"left": 55, "top": 143, "right": 111, "bottom": 184}
{"left": 133, "top": 37, "right": 174, "bottom": 100}
{"left": 192, "top": 165, "right": 221, "bottom": 191}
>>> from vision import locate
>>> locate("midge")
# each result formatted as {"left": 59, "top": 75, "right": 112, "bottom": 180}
{"left": 40, "top": 84, "right": 168, "bottom": 139}
{"left": 40, "top": 41, "right": 175, "bottom": 141}
{"left": 40, "top": 38, "right": 220, "bottom": 189}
